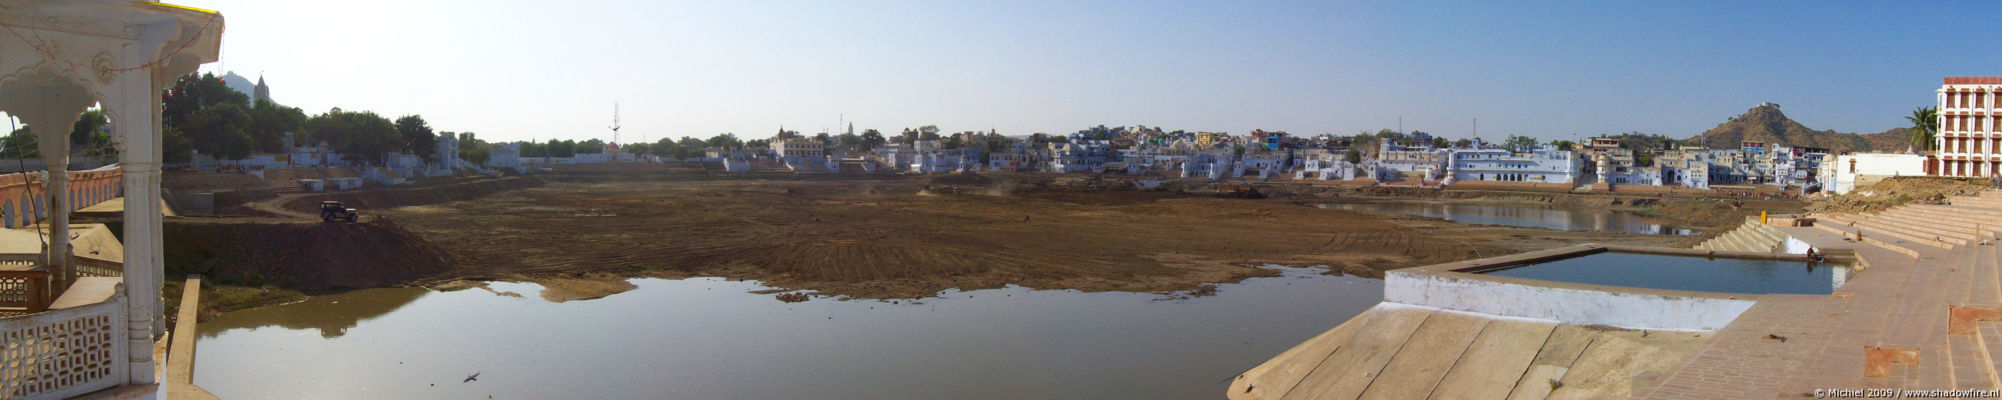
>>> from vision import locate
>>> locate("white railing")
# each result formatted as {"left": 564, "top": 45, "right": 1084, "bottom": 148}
{"left": 0, "top": 284, "right": 127, "bottom": 400}
{"left": 69, "top": 256, "right": 121, "bottom": 279}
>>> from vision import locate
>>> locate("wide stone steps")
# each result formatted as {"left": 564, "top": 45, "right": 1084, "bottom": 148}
{"left": 1888, "top": 206, "right": 2002, "bottom": 233}
{"left": 1821, "top": 214, "right": 1956, "bottom": 250}
{"left": 1877, "top": 208, "right": 1992, "bottom": 234}
{"left": 1851, "top": 218, "right": 1974, "bottom": 247}
{"left": 1846, "top": 211, "right": 1978, "bottom": 243}
{"left": 1980, "top": 322, "right": 2002, "bottom": 389}
{"left": 1694, "top": 220, "right": 1787, "bottom": 254}
{"left": 1883, "top": 210, "right": 2001, "bottom": 241}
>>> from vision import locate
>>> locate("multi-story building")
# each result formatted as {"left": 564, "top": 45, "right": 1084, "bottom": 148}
{"left": 1181, "top": 151, "right": 1235, "bottom": 180}
{"left": 1594, "top": 148, "right": 1658, "bottom": 185}
{"left": 773, "top": 138, "right": 824, "bottom": 159}
{"left": 1934, "top": 76, "right": 2002, "bottom": 177}
{"left": 1589, "top": 137, "right": 1622, "bottom": 155}
{"left": 1048, "top": 134, "right": 1113, "bottom": 173}
{"left": 1446, "top": 146, "right": 1584, "bottom": 184}
{"left": 1375, "top": 141, "right": 1447, "bottom": 181}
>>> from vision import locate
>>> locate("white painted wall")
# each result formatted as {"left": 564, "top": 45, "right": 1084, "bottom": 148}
{"left": 1385, "top": 270, "right": 1757, "bottom": 331}
{"left": 1828, "top": 153, "right": 1927, "bottom": 195}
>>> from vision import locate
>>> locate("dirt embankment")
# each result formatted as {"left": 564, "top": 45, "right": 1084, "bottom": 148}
{"left": 1808, "top": 176, "right": 1988, "bottom": 214}
{"left": 165, "top": 216, "right": 456, "bottom": 293}
{"left": 273, "top": 176, "right": 543, "bottom": 215}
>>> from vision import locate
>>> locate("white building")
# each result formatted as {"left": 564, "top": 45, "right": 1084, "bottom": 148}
{"left": 488, "top": 142, "right": 523, "bottom": 171}
{"left": 1048, "top": 136, "right": 1112, "bottom": 173}
{"left": 1934, "top": 77, "right": 2002, "bottom": 177}
{"left": 1824, "top": 153, "right": 1928, "bottom": 195}
{"left": 1446, "top": 146, "right": 1583, "bottom": 184}
{"left": 1376, "top": 141, "right": 1447, "bottom": 181}
{"left": 1181, "top": 152, "right": 1234, "bottom": 180}
{"left": 773, "top": 138, "right": 825, "bottom": 159}
{"left": 1295, "top": 156, "right": 1361, "bottom": 180}
{"left": 436, "top": 132, "right": 460, "bottom": 169}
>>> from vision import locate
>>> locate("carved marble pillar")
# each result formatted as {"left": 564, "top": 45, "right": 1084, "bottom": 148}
{"left": 0, "top": 71, "right": 91, "bottom": 290}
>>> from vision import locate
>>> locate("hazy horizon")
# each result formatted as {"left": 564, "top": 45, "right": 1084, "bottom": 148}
{"left": 37, "top": 1, "right": 2002, "bottom": 144}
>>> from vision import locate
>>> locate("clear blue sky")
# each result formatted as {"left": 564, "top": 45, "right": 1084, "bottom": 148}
{"left": 171, "top": 0, "right": 1998, "bottom": 144}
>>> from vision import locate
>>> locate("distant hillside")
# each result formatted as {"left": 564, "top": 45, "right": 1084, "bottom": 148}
{"left": 219, "top": 71, "right": 255, "bottom": 98}
{"left": 1686, "top": 104, "right": 1909, "bottom": 153}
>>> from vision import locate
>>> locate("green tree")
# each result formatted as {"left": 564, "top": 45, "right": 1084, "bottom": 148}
{"left": 247, "top": 99, "right": 306, "bottom": 152}
{"left": 1503, "top": 135, "right": 1540, "bottom": 151}
{"left": 1550, "top": 140, "right": 1577, "bottom": 151}
{"left": 1907, "top": 106, "right": 1939, "bottom": 152}
{"left": 918, "top": 125, "right": 940, "bottom": 141}
{"left": 578, "top": 138, "right": 606, "bottom": 154}
{"left": 837, "top": 132, "right": 860, "bottom": 148}
{"left": 517, "top": 140, "right": 545, "bottom": 158}
{"left": 303, "top": 109, "right": 399, "bottom": 163}
{"left": 70, "top": 109, "right": 113, "bottom": 157}
{"left": 1345, "top": 148, "right": 1362, "bottom": 163}
{"left": 544, "top": 139, "right": 576, "bottom": 158}
{"left": 1431, "top": 137, "right": 1449, "bottom": 148}
{"left": 1453, "top": 138, "right": 1472, "bottom": 148}
{"left": 746, "top": 139, "right": 770, "bottom": 149}
{"left": 813, "top": 132, "right": 832, "bottom": 146}
{"left": 677, "top": 137, "right": 706, "bottom": 158}
{"left": 624, "top": 142, "right": 651, "bottom": 156}
{"left": 162, "top": 72, "right": 249, "bottom": 132}
{"left": 186, "top": 102, "right": 254, "bottom": 160}
{"left": 164, "top": 129, "right": 193, "bottom": 163}
{"left": 395, "top": 115, "right": 438, "bottom": 160}
{"left": 860, "top": 129, "right": 886, "bottom": 151}
{"left": 707, "top": 133, "right": 741, "bottom": 149}
{"left": 5, "top": 125, "right": 38, "bottom": 158}
{"left": 652, "top": 137, "right": 679, "bottom": 158}
{"left": 462, "top": 146, "right": 491, "bottom": 165}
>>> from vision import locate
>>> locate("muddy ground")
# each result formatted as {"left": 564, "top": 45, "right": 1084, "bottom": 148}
{"left": 164, "top": 172, "right": 1786, "bottom": 314}
{"left": 380, "top": 175, "right": 1691, "bottom": 300}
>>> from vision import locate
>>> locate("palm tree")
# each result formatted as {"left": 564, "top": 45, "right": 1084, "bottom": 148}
{"left": 1907, "top": 106, "right": 1939, "bottom": 153}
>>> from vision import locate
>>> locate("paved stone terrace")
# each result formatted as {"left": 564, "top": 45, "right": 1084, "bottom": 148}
{"left": 1232, "top": 190, "right": 2002, "bottom": 399}
{"left": 1640, "top": 191, "right": 2002, "bottom": 398}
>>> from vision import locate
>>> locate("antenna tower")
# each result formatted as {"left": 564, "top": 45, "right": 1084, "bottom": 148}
{"left": 608, "top": 102, "right": 622, "bottom": 145}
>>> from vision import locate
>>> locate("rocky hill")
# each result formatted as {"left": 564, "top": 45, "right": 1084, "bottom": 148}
{"left": 1687, "top": 104, "right": 1910, "bottom": 153}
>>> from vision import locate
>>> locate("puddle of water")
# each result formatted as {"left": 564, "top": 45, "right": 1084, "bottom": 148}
{"left": 195, "top": 266, "right": 1382, "bottom": 399}
{"left": 1480, "top": 252, "right": 1847, "bottom": 295}
{"left": 1321, "top": 202, "right": 1698, "bottom": 235}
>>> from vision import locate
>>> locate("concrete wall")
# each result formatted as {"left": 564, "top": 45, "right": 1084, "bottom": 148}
{"left": 1829, "top": 153, "right": 1927, "bottom": 195}
{"left": 1385, "top": 270, "right": 1756, "bottom": 331}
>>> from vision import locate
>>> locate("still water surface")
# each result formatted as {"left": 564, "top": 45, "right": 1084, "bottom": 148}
{"left": 1322, "top": 202, "right": 1698, "bottom": 235}
{"left": 1482, "top": 252, "right": 1848, "bottom": 295}
{"left": 196, "top": 266, "right": 1382, "bottom": 399}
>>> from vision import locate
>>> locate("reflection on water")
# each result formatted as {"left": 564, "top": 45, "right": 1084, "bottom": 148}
{"left": 1322, "top": 202, "right": 1698, "bottom": 235}
{"left": 1482, "top": 252, "right": 1848, "bottom": 295}
{"left": 196, "top": 267, "right": 1383, "bottom": 399}
{"left": 198, "top": 287, "right": 427, "bottom": 339}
